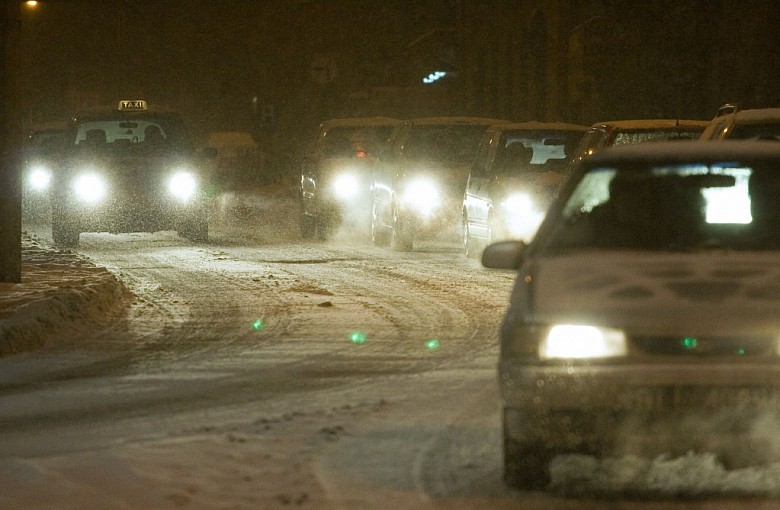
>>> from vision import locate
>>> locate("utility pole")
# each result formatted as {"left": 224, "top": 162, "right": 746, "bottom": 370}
{"left": 1, "top": 0, "right": 22, "bottom": 283}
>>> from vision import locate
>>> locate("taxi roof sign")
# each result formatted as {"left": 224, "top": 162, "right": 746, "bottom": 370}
{"left": 118, "top": 100, "right": 148, "bottom": 111}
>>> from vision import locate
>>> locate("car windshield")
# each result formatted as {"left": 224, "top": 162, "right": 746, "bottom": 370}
{"left": 403, "top": 124, "right": 489, "bottom": 164}
{"left": 729, "top": 122, "right": 780, "bottom": 141}
{"left": 320, "top": 125, "right": 394, "bottom": 158}
{"left": 71, "top": 117, "right": 192, "bottom": 153}
{"left": 542, "top": 160, "right": 779, "bottom": 254}
{"left": 494, "top": 130, "right": 584, "bottom": 173}
{"left": 613, "top": 128, "right": 704, "bottom": 145}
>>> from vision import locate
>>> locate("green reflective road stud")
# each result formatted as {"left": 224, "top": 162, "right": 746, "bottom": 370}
{"left": 252, "top": 319, "right": 264, "bottom": 331}
{"left": 682, "top": 337, "right": 697, "bottom": 350}
{"left": 350, "top": 332, "right": 366, "bottom": 344}
{"left": 425, "top": 339, "right": 440, "bottom": 350}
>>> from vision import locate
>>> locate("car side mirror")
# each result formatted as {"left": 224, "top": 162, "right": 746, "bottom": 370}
{"left": 481, "top": 240, "right": 526, "bottom": 270}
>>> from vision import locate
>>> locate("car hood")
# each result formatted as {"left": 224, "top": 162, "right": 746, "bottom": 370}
{"left": 530, "top": 251, "right": 780, "bottom": 335}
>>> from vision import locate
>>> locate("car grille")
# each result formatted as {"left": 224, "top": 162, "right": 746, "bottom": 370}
{"left": 630, "top": 334, "right": 776, "bottom": 357}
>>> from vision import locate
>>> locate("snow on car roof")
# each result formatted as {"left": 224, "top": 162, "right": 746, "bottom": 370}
{"left": 494, "top": 120, "right": 589, "bottom": 132}
{"left": 591, "top": 119, "right": 710, "bottom": 130}
{"left": 320, "top": 117, "right": 400, "bottom": 128}
{"left": 731, "top": 108, "right": 780, "bottom": 122}
{"left": 587, "top": 140, "right": 780, "bottom": 164}
{"left": 407, "top": 116, "right": 511, "bottom": 126}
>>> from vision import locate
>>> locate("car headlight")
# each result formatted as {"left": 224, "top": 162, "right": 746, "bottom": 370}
{"left": 539, "top": 325, "right": 627, "bottom": 359}
{"left": 168, "top": 171, "right": 197, "bottom": 202}
{"left": 27, "top": 165, "right": 51, "bottom": 191}
{"left": 500, "top": 192, "right": 545, "bottom": 240}
{"left": 73, "top": 172, "right": 107, "bottom": 203}
{"left": 401, "top": 178, "right": 440, "bottom": 217}
{"left": 332, "top": 173, "right": 360, "bottom": 200}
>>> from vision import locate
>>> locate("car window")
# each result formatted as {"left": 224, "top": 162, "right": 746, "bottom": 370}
{"left": 71, "top": 117, "right": 192, "bottom": 153}
{"left": 544, "top": 162, "right": 767, "bottom": 254}
{"left": 494, "top": 130, "right": 584, "bottom": 174}
{"left": 728, "top": 123, "right": 780, "bottom": 141}
{"left": 320, "top": 125, "right": 394, "bottom": 158}
{"left": 402, "top": 124, "right": 490, "bottom": 164}
{"left": 613, "top": 129, "right": 704, "bottom": 145}
{"left": 471, "top": 130, "right": 494, "bottom": 176}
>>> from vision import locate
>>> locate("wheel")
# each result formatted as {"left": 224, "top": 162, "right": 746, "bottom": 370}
{"left": 52, "top": 220, "right": 80, "bottom": 248}
{"left": 503, "top": 434, "right": 554, "bottom": 490}
{"left": 390, "top": 205, "right": 413, "bottom": 252}
{"left": 371, "top": 202, "right": 389, "bottom": 246}
{"left": 502, "top": 409, "right": 554, "bottom": 490}
{"left": 300, "top": 214, "right": 317, "bottom": 239}
{"left": 51, "top": 209, "right": 80, "bottom": 248}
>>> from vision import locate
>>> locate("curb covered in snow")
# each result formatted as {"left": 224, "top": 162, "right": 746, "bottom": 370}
{"left": 0, "top": 235, "right": 130, "bottom": 356}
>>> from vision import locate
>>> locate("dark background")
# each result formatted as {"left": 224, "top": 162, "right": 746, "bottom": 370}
{"left": 18, "top": 0, "right": 780, "bottom": 180}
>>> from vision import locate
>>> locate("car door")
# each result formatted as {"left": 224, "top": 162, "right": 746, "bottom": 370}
{"left": 465, "top": 128, "right": 499, "bottom": 238}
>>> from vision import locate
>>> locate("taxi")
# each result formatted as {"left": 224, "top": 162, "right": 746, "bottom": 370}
{"left": 50, "top": 100, "right": 211, "bottom": 247}
{"left": 483, "top": 141, "right": 780, "bottom": 489}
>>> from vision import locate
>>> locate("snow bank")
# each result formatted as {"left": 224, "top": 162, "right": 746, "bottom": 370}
{"left": 0, "top": 235, "right": 130, "bottom": 355}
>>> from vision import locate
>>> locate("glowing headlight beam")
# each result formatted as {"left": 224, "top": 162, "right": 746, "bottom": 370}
{"left": 28, "top": 166, "right": 51, "bottom": 191}
{"left": 540, "top": 325, "right": 627, "bottom": 359}
{"left": 402, "top": 178, "right": 440, "bottom": 217}
{"left": 332, "top": 173, "right": 360, "bottom": 200}
{"left": 168, "top": 171, "right": 197, "bottom": 201}
{"left": 73, "top": 173, "right": 107, "bottom": 203}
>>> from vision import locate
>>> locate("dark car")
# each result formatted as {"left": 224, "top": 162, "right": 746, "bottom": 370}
{"left": 299, "top": 117, "right": 400, "bottom": 240}
{"left": 483, "top": 141, "right": 780, "bottom": 490}
{"left": 700, "top": 104, "right": 780, "bottom": 141}
{"left": 569, "top": 118, "right": 710, "bottom": 168}
{"left": 462, "top": 121, "right": 587, "bottom": 257}
{"left": 369, "top": 116, "right": 509, "bottom": 251}
{"left": 50, "top": 100, "right": 212, "bottom": 247}
{"left": 22, "top": 121, "right": 67, "bottom": 221}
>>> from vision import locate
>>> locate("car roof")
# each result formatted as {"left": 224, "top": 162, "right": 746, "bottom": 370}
{"left": 590, "top": 119, "right": 710, "bottom": 130}
{"left": 405, "top": 116, "right": 511, "bottom": 126}
{"left": 491, "top": 120, "right": 589, "bottom": 132}
{"left": 730, "top": 108, "right": 780, "bottom": 122}
{"left": 320, "top": 116, "right": 401, "bottom": 128}
{"left": 584, "top": 140, "right": 780, "bottom": 166}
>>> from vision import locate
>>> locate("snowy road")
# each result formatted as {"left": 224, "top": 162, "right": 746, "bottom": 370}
{"left": 4, "top": 194, "right": 780, "bottom": 509}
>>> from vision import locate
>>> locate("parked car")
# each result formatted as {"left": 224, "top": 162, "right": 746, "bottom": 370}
{"left": 700, "top": 104, "right": 780, "bottom": 141}
{"left": 370, "top": 116, "right": 509, "bottom": 251}
{"left": 483, "top": 141, "right": 780, "bottom": 490}
{"left": 299, "top": 117, "right": 400, "bottom": 240}
{"left": 569, "top": 119, "right": 710, "bottom": 168}
{"left": 462, "top": 121, "right": 587, "bottom": 257}
{"left": 50, "top": 100, "right": 213, "bottom": 247}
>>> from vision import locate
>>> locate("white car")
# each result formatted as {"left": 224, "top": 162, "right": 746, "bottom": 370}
{"left": 483, "top": 141, "right": 780, "bottom": 490}
{"left": 700, "top": 104, "right": 780, "bottom": 141}
{"left": 463, "top": 121, "right": 587, "bottom": 257}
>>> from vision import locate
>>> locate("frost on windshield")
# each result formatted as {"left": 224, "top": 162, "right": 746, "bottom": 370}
{"left": 545, "top": 162, "right": 772, "bottom": 253}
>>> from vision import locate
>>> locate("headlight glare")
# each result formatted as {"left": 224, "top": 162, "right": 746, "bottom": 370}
{"left": 28, "top": 165, "right": 51, "bottom": 191}
{"left": 501, "top": 192, "right": 545, "bottom": 240}
{"left": 168, "top": 171, "right": 197, "bottom": 201}
{"left": 332, "top": 173, "right": 360, "bottom": 200}
{"left": 540, "top": 324, "right": 627, "bottom": 359}
{"left": 402, "top": 178, "right": 440, "bottom": 217}
{"left": 73, "top": 172, "right": 107, "bottom": 203}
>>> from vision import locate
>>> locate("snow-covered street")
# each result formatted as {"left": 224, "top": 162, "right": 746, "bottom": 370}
{"left": 2, "top": 191, "right": 780, "bottom": 509}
